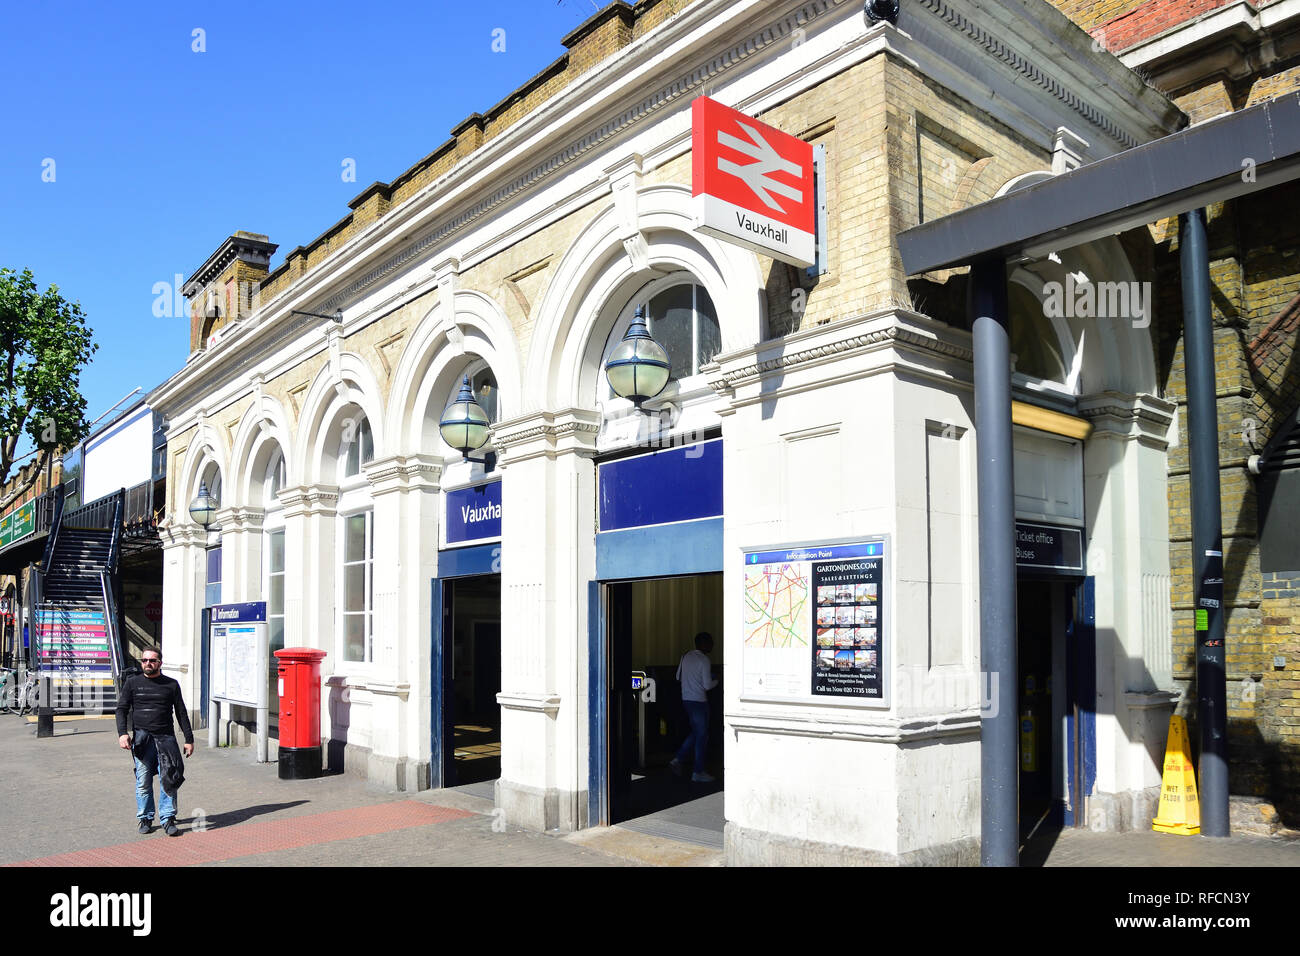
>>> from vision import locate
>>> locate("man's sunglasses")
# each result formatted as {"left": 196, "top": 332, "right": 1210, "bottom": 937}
{"left": 142, "top": 659, "right": 162, "bottom": 665}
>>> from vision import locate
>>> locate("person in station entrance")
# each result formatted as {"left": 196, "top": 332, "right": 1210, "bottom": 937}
{"left": 116, "top": 649, "right": 194, "bottom": 836}
{"left": 670, "top": 632, "right": 717, "bottom": 783}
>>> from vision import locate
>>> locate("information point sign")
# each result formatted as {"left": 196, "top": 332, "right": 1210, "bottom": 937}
{"left": 692, "top": 97, "right": 816, "bottom": 268}
{"left": 742, "top": 539, "right": 888, "bottom": 706}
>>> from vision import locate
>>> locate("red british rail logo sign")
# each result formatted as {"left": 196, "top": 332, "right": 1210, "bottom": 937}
{"left": 691, "top": 96, "right": 816, "bottom": 268}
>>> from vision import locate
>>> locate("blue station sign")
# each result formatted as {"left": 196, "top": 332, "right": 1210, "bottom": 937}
{"left": 209, "top": 602, "right": 267, "bottom": 623}
{"left": 445, "top": 480, "right": 502, "bottom": 545}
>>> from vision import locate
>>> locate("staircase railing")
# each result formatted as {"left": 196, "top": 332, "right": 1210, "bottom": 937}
{"left": 101, "top": 569, "right": 125, "bottom": 709}
{"left": 106, "top": 491, "right": 123, "bottom": 574}
{"left": 61, "top": 487, "right": 121, "bottom": 532}
{"left": 38, "top": 482, "right": 66, "bottom": 576}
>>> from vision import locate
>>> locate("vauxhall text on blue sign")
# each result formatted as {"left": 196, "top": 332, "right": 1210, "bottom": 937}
{"left": 446, "top": 480, "right": 503, "bottom": 545}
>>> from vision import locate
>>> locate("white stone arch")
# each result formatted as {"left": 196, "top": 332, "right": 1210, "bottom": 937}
{"left": 229, "top": 394, "right": 295, "bottom": 509}
{"left": 387, "top": 289, "right": 523, "bottom": 453}
{"left": 295, "top": 352, "right": 386, "bottom": 486}
{"left": 526, "top": 183, "right": 766, "bottom": 411}
{"left": 996, "top": 172, "right": 1158, "bottom": 397}
{"left": 175, "top": 421, "right": 230, "bottom": 527}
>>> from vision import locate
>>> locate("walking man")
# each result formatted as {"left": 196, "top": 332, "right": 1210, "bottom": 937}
{"left": 116, "top": 649, "right": 194, "bottom": 836}
{"left": 670, "top": 632, "right": 718, "bottom": 783}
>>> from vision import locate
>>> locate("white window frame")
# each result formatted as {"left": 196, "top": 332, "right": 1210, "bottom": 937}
{"left": 337, "top": 507, "right": 374, "bottom": 666}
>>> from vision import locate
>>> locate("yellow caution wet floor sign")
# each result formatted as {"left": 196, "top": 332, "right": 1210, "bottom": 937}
{"left": 1152, "top": 715, "right": 1200, "bottom": 835}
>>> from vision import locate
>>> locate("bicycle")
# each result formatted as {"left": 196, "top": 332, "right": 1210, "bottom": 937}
{"left": 13, "top": 669, "right": 39, "bottom": 717}
{"left": 0, "top": 667, "right": 14, "bottom": 714}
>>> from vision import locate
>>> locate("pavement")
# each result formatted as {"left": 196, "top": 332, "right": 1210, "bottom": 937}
{"left": 3, "top": 715, "right": 1298, "bottom": 868}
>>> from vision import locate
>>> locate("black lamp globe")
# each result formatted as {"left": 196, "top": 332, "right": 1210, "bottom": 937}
{"left": 439, "top": 376, "right": 492, "bottom": 460}
{"left": 189, "top": 480, "right": 219, "bottom": 528}
{"left": 605, "top": 306, "right": 671, "bottom": 406}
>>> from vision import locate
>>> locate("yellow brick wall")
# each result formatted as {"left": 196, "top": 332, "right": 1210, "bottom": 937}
{"left": 1045, "top": 0, "right": 1148, "bottom": 30}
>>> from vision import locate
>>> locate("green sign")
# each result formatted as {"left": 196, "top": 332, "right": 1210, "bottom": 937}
{"left": 11, "top": 502, "right": 34, "bottom": 539}
{"left": 0, "top": 513, "right": 11, "bottom": 548}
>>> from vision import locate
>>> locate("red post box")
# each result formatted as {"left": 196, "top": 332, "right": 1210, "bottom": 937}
{"left": 274, "top": 648, "right": 327, "bottom": 779}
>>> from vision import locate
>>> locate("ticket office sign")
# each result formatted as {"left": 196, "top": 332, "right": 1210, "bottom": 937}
{"left": 742, "top": 539, "right": 888, "bottom": 706}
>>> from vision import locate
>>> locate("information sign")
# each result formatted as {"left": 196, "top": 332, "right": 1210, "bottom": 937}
{"left": 742, "top": 538, "right": 889, "bottom": 706}
{"left": 209, "top": 602, "right": 268, "bottom": 709}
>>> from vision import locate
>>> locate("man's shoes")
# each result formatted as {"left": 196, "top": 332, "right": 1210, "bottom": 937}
{"left": 137, "top": 819, "right": 152, "bottom": 835}
{"left": 669, "top": 758, "right": 684, "bottom": 777}
{"left": 691, "top": 771, "right": 716, "bottom": 783}
{"left": 162, "top": 818, "right": 180, "bottom": 837}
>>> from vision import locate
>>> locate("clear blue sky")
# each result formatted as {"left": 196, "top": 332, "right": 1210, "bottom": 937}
{"left": 0, "top": 0, "right": 605, "bottom": 447}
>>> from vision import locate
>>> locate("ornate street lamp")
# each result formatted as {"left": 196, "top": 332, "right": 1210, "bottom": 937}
{"left": 605, "top": 306, "right": 671, "bottom": 408}
{"left": 189, "top": 480, "right": 219, "bottom": 528}
{"left": 440, "top": 376, "right": 492, "bottom": 461}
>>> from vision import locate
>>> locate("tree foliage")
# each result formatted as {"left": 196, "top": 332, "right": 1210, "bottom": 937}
{"left": 0, "top": 267, "right": 98, "bottom": 508}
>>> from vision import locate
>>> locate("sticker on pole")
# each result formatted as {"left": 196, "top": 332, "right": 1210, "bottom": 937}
{"left": 692, "top": 97, "right": 816, "bottom": 267}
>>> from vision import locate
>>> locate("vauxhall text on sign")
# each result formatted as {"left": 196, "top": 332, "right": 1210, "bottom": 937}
{"left": 445, "top": 480, "right": 502, "bottom": 546}
{"left": 691, "top": 96, "right": 816, "bottom": 268}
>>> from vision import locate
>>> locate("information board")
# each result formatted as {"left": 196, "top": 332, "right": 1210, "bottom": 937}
{"left": 209, "top": 603, "right": 267, "bottom": 708}
{"left": 741, "top": 538, "right": 888, "bottom": 706}
{"left": 36, "top": 605, "right": 115, "bottom": 709}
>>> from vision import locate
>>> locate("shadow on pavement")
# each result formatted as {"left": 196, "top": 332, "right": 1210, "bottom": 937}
{"left": 193, "top": 801, "right": 310, "bottom": 829}
{"left": 1019, "top": 825, "right": 1063, "bottom": 867}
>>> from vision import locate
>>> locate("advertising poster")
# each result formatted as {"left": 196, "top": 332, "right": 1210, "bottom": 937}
{"left": 743, "top": 539, "right": 887, "bottom": 705}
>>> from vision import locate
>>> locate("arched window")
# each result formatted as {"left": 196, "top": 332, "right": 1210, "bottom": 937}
{"left": 341, "top": 416, "right": 373, "bottom": 479}
{"left": 438, "top": 362, "right": 501, "bottom": 476}
{"left": 601, "top": 278, "right": 721, "bottom": 399}
{"left": 265, "top": 449, "right": 286, "bottom": 502}
{"left": 261, "top": 447, "right": 287, "bottom": 683}
{"left": 1009, "top": 283, "right": 1069, "bottom": 384}
{"left": 334, "top": 409, "right": 374, "bottom": 665}
{"left": 644, "top": 282, "right": 721, "bottom": 381}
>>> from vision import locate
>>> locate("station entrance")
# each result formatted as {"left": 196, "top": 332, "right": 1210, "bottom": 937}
{"left": 438, "top": 573, "right": 501, "bottom": 788}
{"left": 1016, "top": 577, "right": 1090, "bottom": 842}
{"left": 605, "top": 572, "right": 723, "bottom": 825}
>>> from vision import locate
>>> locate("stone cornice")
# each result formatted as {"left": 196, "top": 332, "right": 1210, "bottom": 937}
{"left": 277, "top": 484, "right": 340, "bottom": 519}
{"left": 1077, "top": 391, "right": 1176, "bottom": 448}
{"left": 364, "top": 453, "right": 443, "bottom": 496}
{"left": 708, "top": 308, "right": 974, "bottom": 397}
{"left": 159, "top": 521, "right": 207, "bottom": 549}
{"left": 492, "top": 408, "right": 602, "bottom": 466}
{"left": 214, "top": 506, "right": 266, "bottom": 533}
{"left": 908, "top": 0, "right": 1180, "bottom": 150}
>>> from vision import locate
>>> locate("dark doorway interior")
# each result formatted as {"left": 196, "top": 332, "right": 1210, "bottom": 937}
{"left": 1018, "top": 577, "right": 1077, "bottom": 844}
{"left": 444, "top": 574, "right": 501, "bottom": 787}
{"left": 608, "top": 573, "right": 723, "bottom": 825}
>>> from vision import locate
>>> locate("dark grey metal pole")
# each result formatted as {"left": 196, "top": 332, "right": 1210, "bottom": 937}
{"left": 972, "top": 256, "right": 1019, "bottom": 866}
{"left": 1180, "top": 208, "right": 1229, "bottom": 837}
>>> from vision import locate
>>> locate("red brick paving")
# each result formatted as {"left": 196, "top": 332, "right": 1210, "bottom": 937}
{"left": 6, "top": 801, "right": 474, "bottom": 867}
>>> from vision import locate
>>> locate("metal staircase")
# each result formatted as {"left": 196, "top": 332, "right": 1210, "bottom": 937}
{"left": 33, "top": 491, "right": 124, "bottom": 714}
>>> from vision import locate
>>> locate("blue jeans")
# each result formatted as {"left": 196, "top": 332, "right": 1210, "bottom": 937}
{"left": 133, "top": 735, "right": 177, "bottom": 823}
{"left": 675, "top": 700, "right": 710, "bottom": 770}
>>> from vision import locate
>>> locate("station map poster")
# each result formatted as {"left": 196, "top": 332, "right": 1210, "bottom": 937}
{"left": 209, "top": 603, "right": 268, "bottom": 709}
{"left": 742, "top": 539, "right": 887, "bottom": 705}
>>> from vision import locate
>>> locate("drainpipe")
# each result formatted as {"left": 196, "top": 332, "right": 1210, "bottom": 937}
{"left": 972, "top": 256, "right": 1019, "bottom": 865}
{"left": 1180, "top": 208, "right": 1229, "bottom": 837}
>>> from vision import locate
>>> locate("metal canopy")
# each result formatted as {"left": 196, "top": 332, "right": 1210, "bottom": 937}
{"left": 899, "top": 91, "right": 1300, "bottom": 275}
